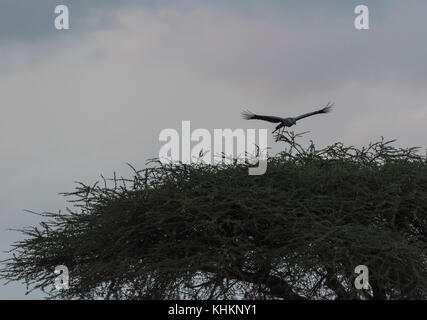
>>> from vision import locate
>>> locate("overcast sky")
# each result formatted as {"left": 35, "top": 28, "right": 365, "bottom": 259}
{"left": 1, "top": 0, "right": 426, "bottom": 299}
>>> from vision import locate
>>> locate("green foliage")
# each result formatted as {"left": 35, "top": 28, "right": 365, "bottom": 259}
{"left": 1, "top": 132, "right": 426, "bottom": 299}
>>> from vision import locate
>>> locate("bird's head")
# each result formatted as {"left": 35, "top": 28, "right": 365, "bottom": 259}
{"left": 284, "top": 118, "right": 296, "bottom": 126}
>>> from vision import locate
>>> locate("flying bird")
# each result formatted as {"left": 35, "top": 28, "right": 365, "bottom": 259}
{"left": 242, "top": 102, "right": 334, "bottom": 133}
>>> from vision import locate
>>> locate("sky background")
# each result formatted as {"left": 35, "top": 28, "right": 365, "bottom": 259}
{"left": 1, "top": 0, "right": 426, "bottom": 299}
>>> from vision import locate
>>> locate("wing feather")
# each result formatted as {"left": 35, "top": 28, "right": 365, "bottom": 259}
{"left": 294, "top": 102, "right": 333, "bottom": 121}
{"left": 242, "top": 110, "right": 284, "bottom": 123}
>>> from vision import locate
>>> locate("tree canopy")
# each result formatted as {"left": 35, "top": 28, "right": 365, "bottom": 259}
{"left": 1, "top": 132, "right": 426, "bottom": 299}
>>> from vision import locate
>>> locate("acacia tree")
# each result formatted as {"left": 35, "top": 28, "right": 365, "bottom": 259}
{"left": 1, "top": 132, "right": 426, "bottom": 299}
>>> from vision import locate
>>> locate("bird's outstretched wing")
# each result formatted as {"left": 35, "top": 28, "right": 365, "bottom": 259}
{"left": 242, "top": 110, "right": 284, "bottom": 123}
{"left": 294, "top": 102, "right": 334, "bottom": 121}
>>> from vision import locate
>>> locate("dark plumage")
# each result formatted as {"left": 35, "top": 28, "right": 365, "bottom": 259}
{"left": 242, "top": 102, "right": 333, "bottom": 133}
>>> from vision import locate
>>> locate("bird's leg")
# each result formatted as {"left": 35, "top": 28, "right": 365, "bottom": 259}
{"left": 272, "top": 123, "right": 283, "bottom": 134}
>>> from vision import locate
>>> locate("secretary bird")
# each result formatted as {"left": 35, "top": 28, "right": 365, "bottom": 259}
{"left": 242, "top": 102, "right": 333, "bottom": 133}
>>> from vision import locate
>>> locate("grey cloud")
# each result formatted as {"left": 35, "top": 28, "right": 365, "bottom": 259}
{"left": 137, "top": 2, "right": 427, "bottom": 96}
{"left": 0, "top": 0, "right": 418, "bottom": 45}
{"left": 0, "top": 0, "right": 150, "bottom": 44}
